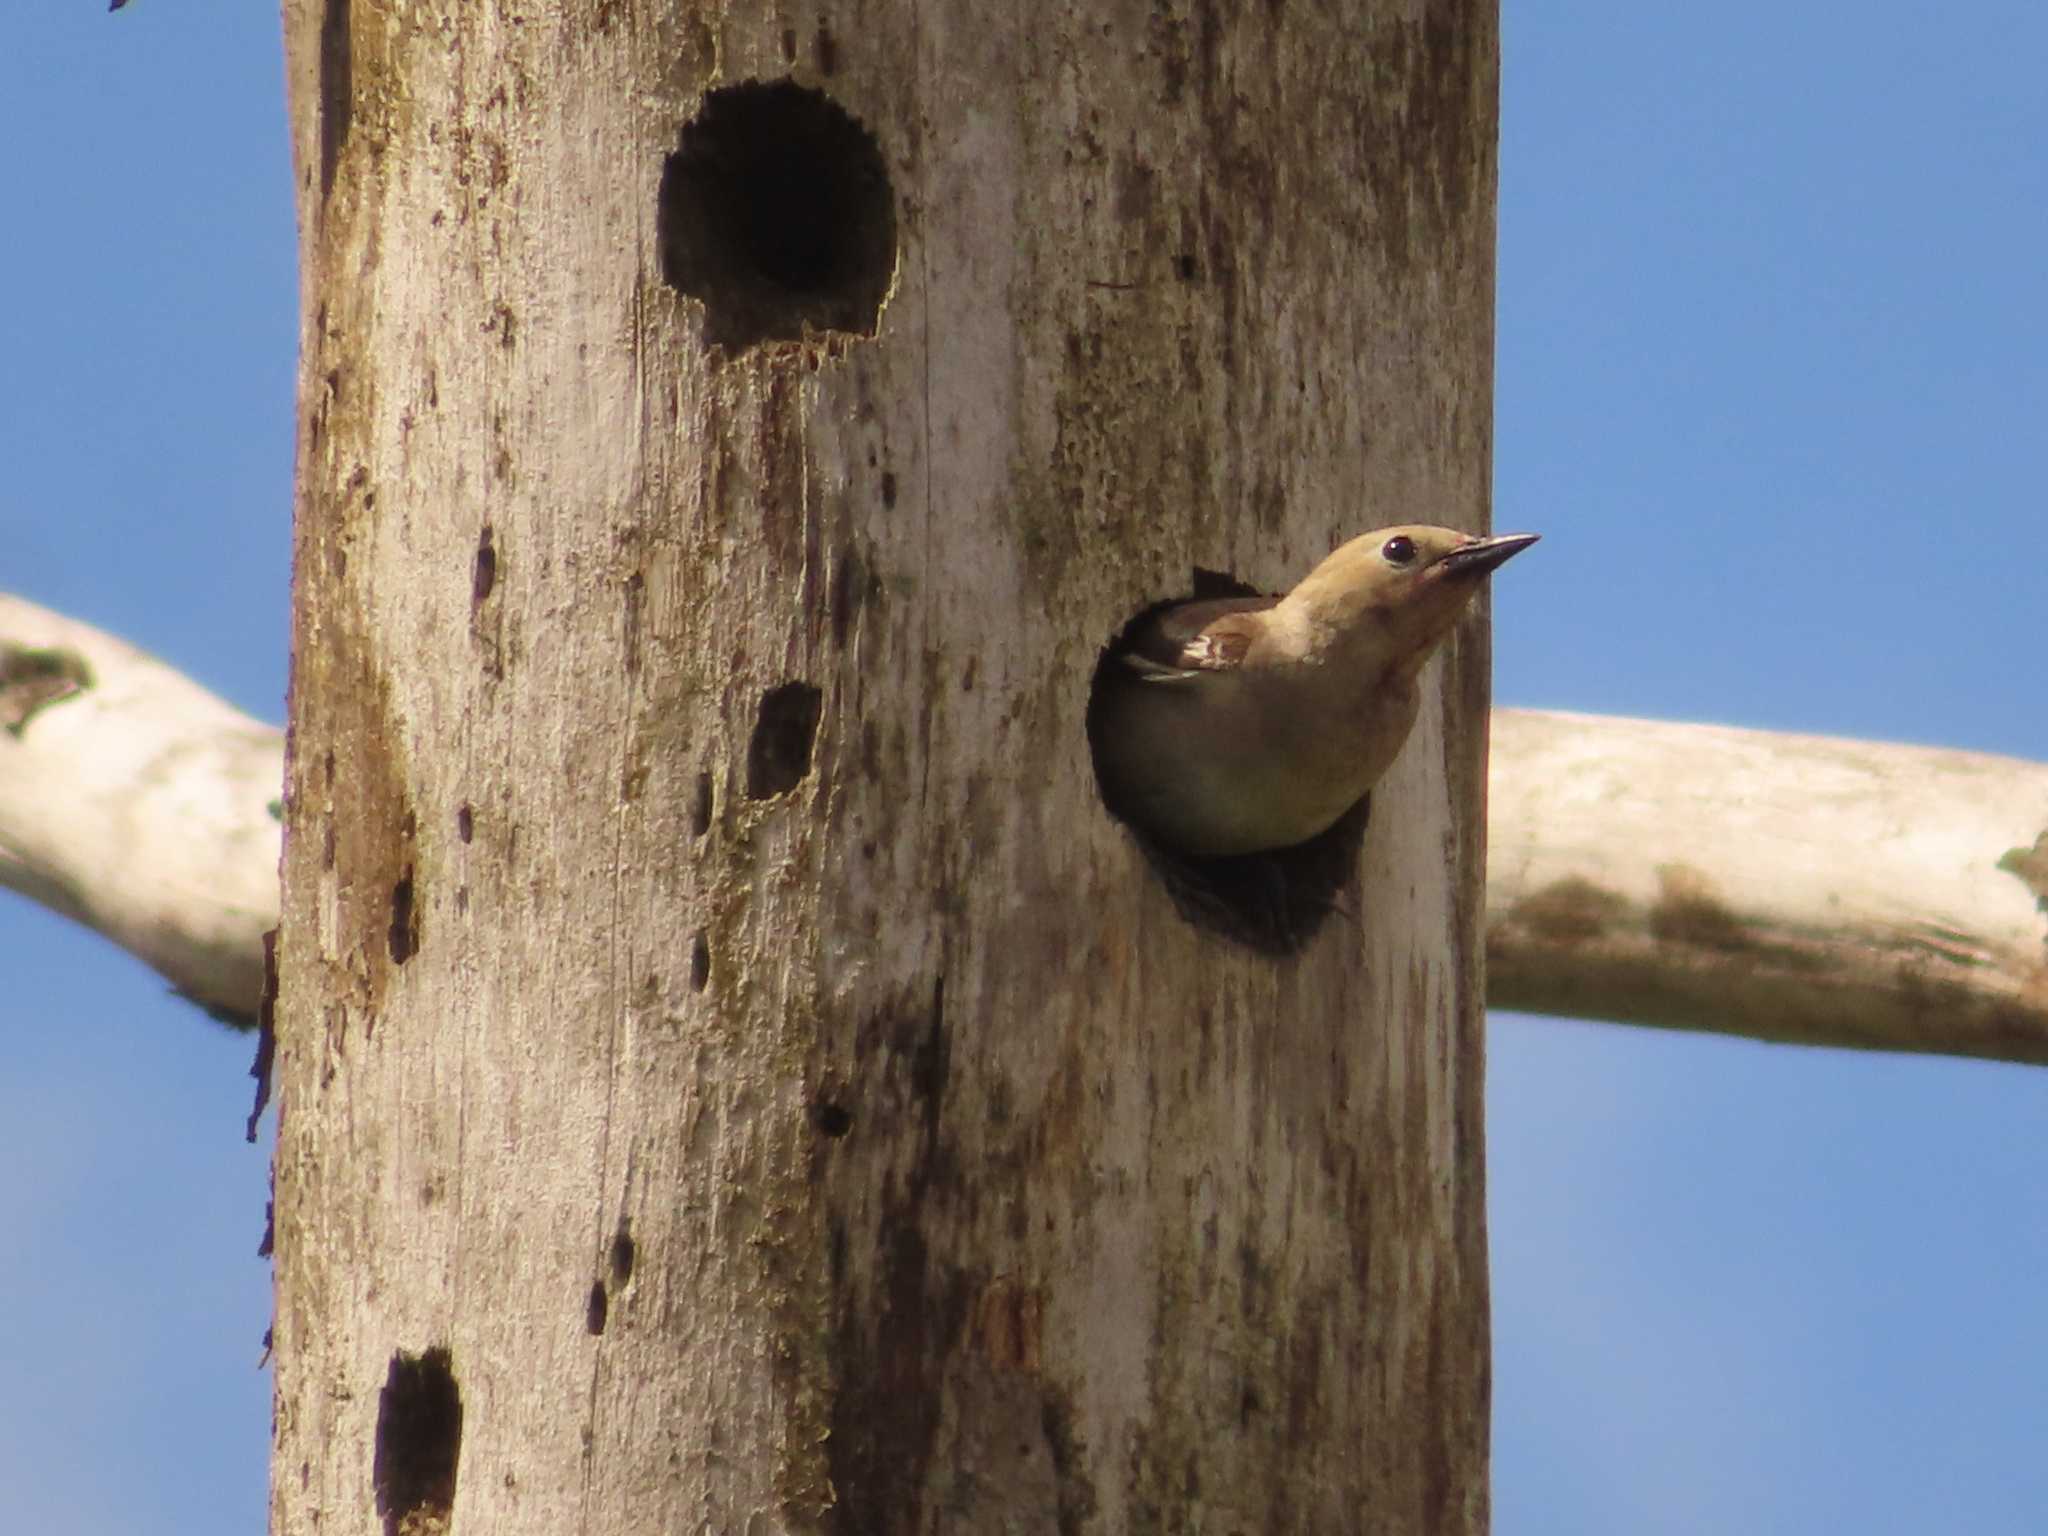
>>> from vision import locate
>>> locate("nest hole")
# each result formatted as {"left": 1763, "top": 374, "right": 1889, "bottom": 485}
{"left": 658, "top": 80, "right": 896, "bottom": 352}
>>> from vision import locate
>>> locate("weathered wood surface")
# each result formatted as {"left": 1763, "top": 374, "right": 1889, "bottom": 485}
{"left": 271, "top": 3, "right": 1498, "bottom": 1530}
{"left": 1489, "top": 710, "right": 2048, "bottom": 1064}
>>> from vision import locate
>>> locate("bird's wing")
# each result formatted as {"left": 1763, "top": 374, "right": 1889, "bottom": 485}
{"left": 1118, "top": 596, "right": 1279, "bottom": 680}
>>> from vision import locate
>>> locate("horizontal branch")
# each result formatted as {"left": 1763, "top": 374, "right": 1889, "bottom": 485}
{"left": 5, "top": 594, "right": 2045, "bottom": 1062}
{"left": 1488, "top": 709, "right": 2048, "bottom": 1065}
{"left": 0, "top": 595, "right": 282, "bottom": 1025}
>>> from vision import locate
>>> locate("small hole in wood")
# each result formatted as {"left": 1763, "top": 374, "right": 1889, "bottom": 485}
{"left": 812, "top": 1099, "right": 853, "bottom": 1138}
{"left": 471, "top": 525, "right": 496, "bottom": 606}
{"left": 746, "top": 682, "right": 823, "bottom": 799}
{"left": 387, "top": 868, "right": 419, "bottom": 964}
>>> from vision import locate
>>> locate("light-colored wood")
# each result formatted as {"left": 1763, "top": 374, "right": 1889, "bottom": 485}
{"left": 0, "top": 593, "right": 278, "bottom": 1023}
{"left": 18, "top": 628, "right": 2045, "bottom": 1499}
{"left": 15, "top": 631, "right": 2048, "bottom": 1072}
{"left": 264, "top": 2, "right": 1500, "bottom": 1529}
{"left": 1488, "top": 710, "right": 2048, "bottom": 1063}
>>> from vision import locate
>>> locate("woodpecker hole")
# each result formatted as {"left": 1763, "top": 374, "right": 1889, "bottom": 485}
{"left": 689, "top": 931, "right": 711, "bottom": 992}
{"left": 658, "top": 80, "right": 896, "bottom": 352}
{"left": 586, "top": 1280, "right": 609, "bottom": 1336}
{"left": 610, "top": 1224, "right": 636, "bottom": 1282}
{"left": 372, "top": 1347, "right": 462, "bottom": 1536}
{"left": 692, "top": 769, "right": 715, "bottom": 836}
{"left": 747, "top": 681, "right": 823, "bottom": 799}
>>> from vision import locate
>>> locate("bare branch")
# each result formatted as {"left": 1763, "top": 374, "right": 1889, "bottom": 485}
{"left": 6, "top": 603, "right": 2045, "bottom": 1065}
{"left": 1489, "top": 709, "right": 2048, "bottom": 1065}
{"left": 0, "top": 594, "right": 281, "bottom": 1025}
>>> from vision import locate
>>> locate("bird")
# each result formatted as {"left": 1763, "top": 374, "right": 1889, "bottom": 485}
{"left": 1089, "top": 525, "right": 1538, "bottom": 858}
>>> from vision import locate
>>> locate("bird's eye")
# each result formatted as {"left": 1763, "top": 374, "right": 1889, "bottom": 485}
{"left": 1381, "top": 535, "right": 1417, "bottom": 567}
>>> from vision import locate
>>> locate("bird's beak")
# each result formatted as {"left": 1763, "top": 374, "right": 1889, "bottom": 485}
{"left": 1435, "top": 531, "right": 1540, "bottom": 579}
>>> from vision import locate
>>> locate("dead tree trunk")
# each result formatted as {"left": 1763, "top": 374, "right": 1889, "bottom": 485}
{"left": 272, "top": 2, "right": 1499, "bottom": 1531}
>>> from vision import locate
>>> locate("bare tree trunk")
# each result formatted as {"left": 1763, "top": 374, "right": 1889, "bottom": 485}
{"left": 272, "top": 2, "right": 1497, "bottom": 1531}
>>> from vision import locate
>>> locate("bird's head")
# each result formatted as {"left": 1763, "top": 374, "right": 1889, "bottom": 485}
{"left": 1281, "top": 524, "right": 1539, "bottom": 673}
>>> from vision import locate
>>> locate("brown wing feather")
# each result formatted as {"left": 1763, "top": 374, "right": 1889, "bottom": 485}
{"left": 1118, "top": 596, "right": 1279, "bottom": 679}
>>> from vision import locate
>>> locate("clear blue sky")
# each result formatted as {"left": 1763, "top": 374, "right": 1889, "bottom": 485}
{"left": 3, "top": 5, "right": 2042, "bottom": 1532}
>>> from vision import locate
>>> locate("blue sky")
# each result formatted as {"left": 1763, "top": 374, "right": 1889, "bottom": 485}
{"left": 3, "top": 5, "right": 2042, "bottom": 1532}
